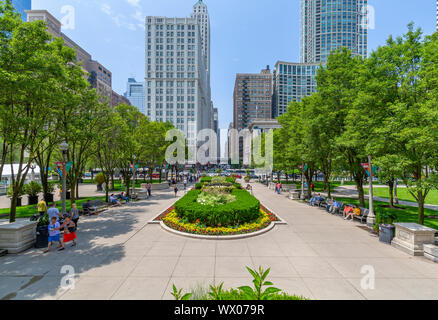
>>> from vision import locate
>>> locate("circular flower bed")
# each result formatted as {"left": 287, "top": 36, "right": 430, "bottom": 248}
{"left": 159, "top": 206, "right": 278, "bottom": 236}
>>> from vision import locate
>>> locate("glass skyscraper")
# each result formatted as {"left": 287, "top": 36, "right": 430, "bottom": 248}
{"left": 273, "top": 62, "right": 319, "bottom": 118}
{"left": 300, "top": 0, "right": 368, "bottom": 64}
{"left": 12, "top": 0, "right": 31, "bottom": 21}
{"left": 273, "top": 0, "right": 368, "bottom": 117}
{"left": 124, "top": 78, "right": 146, "bottom": 115}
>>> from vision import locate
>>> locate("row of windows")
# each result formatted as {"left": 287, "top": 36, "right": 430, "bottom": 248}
{"left": 147, "top": 81, "right": 196, "bottom": 88}
{"left": 146, "top": 51, "right": 196, "bottom": 57}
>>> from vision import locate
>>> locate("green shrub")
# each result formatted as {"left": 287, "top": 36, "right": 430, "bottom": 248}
{"left": 175, "top": 189, "right": 260, "bottom": 226}
{"left": 200, "top": 177, "right": 212, "bottom": 183}
{"left": 195, "top": 183, "right": 203, "bottom": 190}
{"left": 6, "top": 185, "right": 25, "bottom": 198}
{"left": 94, "top": 172, "right": 105, "bottom": 185}
{"left": 23, "top": 181, "right": 42, "bottom": 197}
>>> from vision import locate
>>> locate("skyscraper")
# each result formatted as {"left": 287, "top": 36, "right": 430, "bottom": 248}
{"left": 233, "top": 67, "right": 273, "bottom": 131}
{"left": 272, "top": 62, "right": 319, "bottom": 117}
{"left": 145, "top": 1, "right": 213, "bottom": 154}
{"left": 300, "top": 0, "right": 368, "bottom": 64}
{"left": 125, "top": 78, "right": 146, "bottom": 115}
{"left": 272, "top": 0, "right": 369, "bottom": 118}
{"left": 191, "top": 0, "right": 210, "bottom": 83}
{"left": 12, "top": 0, "right": 31, "bottom": 21}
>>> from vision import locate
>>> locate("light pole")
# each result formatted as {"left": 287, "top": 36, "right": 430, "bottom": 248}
{"left": 60, "top": 141, "right": 69, "bottom": 215}
{"left": 132, "top": 155, "right": 136, "bottom": 197}
{"left": 300, "top": 163, "right": 305, "bottom": 200}
{"left": 366, "top": 155, "right": 376, "bottom": 227}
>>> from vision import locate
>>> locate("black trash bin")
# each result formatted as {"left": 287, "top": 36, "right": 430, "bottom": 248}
{"left": 379, "top": 224, "right": 395, "bottom": 244}
{"left": 35, "top": 225, "right": 49, "bottom": 249}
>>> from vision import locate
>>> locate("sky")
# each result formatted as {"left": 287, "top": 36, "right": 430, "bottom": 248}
{"left": 31, "top": 0, "right": 437, "bottom": 134}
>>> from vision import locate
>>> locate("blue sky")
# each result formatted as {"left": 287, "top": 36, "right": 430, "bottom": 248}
{"left": 31, "top": 0, "right": 437, "bottom": 131}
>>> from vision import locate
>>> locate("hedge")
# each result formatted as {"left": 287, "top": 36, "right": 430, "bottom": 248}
{"left": 174, "top": 189, "right": 260, "bottom": 226}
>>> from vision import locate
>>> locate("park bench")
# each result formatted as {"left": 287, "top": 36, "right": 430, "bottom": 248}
{"left": 332, "top": 202, "right": 345, "bottom": 215}
{"left": 81, "top": 199, "right": 107, "bottom": 216}
{"left": 353, "top": 207, "right": 369, "bottom": 224}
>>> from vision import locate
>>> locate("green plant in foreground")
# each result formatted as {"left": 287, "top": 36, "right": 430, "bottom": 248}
{"left": 171, "top": 284, "right": 192, "bottom": 301}
{"left": 208, "top": 282, "right": 225, "bottom": 300}
{"left": 238, "top": 266, "right": 281, "bottom": 300}
{"left": 170, "top": 266, "right": 307, "bottom": 300}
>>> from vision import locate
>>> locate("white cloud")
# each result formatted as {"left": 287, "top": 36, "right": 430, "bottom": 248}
{"left": 126, "top": 0, "right": 140, "bottom": 7}
{"left": 132, "top": 10, "right": 144, "bottom": 23}
{"left": 100, "top": 3, "right": 112, "bottom": 15}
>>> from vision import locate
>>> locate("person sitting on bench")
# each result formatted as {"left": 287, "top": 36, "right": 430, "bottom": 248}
{"left": 117, "top": 192, "right": 130, "bottom": 203}
{"left": 82, "top": 200, "right": 96, "bottom": 214}
{"left": 109, "top": 194, "right": 121, "bottom": 206}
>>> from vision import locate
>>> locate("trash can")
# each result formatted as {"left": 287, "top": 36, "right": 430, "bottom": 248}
{"left": 35, "top": 226, "right": 49, "bottom": 249}
{"left": 379, "top": 224, "right": 395, "bottom": 244}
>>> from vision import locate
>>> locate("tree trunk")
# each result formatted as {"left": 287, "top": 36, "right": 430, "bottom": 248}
{"left": 388, "top": 179, "right": 394, "bottom": 208}
{"left": 355, "top": 177, "right": 365, "bottom": 207}
{"left": 9, "top": 194, "right": 18, "bottom": 223}
{"left": 418, "top": 191, "right": 425, "bottom": 225}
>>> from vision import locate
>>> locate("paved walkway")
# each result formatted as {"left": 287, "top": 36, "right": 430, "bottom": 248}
{"left": 1, "top": 183, "right": 438, "bottom": 300}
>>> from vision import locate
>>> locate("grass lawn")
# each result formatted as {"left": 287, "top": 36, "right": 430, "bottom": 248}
{"left": 364, "top": 187, "right": 438, "bottom": 206}
{"left": 332, "top": 196, "right": 438, "bottom": 231}
{"left": 0, "top": 196, "right": 106, "bottom": 220}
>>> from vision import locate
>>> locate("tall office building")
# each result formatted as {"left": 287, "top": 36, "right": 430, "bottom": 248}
{"left": 272, "top": 62, "right": 319, "bottom": 117}
{"left": 233, "top": 67, "right": 273, "bottom": 131}
{"left": 12, "top": 0, "right": 31, "bottom": 21}
{"left": 300, "top": 0, "right": 368, "bottom": 64}
{"left": 191, "top": 0, "right": 210, "bottom": 84}
{"left": 272, "top": 0, "right": 368, "bottom": 118}
{"left": 25, "top": 10, "right": 124, "bottom": 106}
{"left": 125, "top": 78, "right": 146, "bottom": 115}
{"left": 145, "top": 1, "right": 213, "bottom": 153}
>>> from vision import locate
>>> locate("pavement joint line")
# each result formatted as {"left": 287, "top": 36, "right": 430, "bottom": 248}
{"left": 160, "top": 238, "right": 188, "bottom": 300}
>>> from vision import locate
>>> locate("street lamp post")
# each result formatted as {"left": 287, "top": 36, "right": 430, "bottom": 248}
{"left": 132, "top": 155, "right": 136, "bottom": 197}
{"left": 60, "top": 141, "right": 69, "bottom": 215}
{"left": 366, "top": 155, "right": 376, "bottom": 227}
{"left": 300, "top": 163, "right": 305, "bottom": 200}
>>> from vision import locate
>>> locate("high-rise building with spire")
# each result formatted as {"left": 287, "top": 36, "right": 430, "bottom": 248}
{"left": 145, "top": 1, "right": 215, "bottom": 159}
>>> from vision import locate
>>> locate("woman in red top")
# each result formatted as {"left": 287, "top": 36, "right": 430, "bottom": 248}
{"left": 61, "top": 216, "right": 77, "bottom": 248}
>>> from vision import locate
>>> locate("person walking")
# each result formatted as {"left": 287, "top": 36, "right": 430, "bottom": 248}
{"left": 174, "top": 185, "right": 179, "bottom": 197}
{"left": 44, "top": 216, "right": 63, "bottom": 253}
{"left": 183, "top": 178, "right": 187, "bottom": 190}
{"left": 70, "top": 203, "right": 80, "bottom": 228}
{"left": 37, "top": 199, "right": 47, "bottom": 217}
{"left": 60, "top": 216, "right": 77, "bottom": 249}
{"left": 146, "top": 183, "right": 152, "bottom": 198}
{"left": 47, "top": 203, "right": 62, "bottom": 222}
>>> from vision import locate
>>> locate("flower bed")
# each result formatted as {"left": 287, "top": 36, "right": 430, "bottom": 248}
{"left": 175, "top": 189, "right": 260, "bottom": 226}
{"left": 159, "top": 206, "right": 279, "bottom": 236}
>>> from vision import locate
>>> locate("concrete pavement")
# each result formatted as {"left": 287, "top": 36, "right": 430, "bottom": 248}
{"left": 1, "top": 183, "right": 438, "bottom": 300}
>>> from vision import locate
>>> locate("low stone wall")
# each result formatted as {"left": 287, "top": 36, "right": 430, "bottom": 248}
{"left": 0, "top": 219, "right": 38, "bottom": 254}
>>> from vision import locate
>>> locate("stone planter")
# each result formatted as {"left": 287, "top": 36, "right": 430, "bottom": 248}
{"left": 0, "top": 219, "right": 38, "bottom": 254}
{"left": 28, "top": 195, "right": 39, "bottom": 206}
{"left": 44, "top": 193, "right": 54, "bottom": 203}
{"left": 424, "top": 245, "right": 438, "bottom": 263}
{"left": 392, "top": 223, "right": 437, "bottom": 256}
